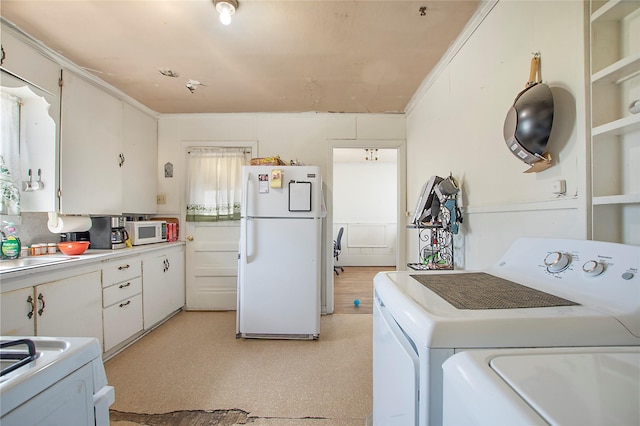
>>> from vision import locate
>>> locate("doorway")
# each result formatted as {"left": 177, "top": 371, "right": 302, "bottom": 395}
{"left": 182, "top": 141, "right": 256, "bottom": 311}
{"left": 327, "top": 142, "right": 406, "bottom": 314}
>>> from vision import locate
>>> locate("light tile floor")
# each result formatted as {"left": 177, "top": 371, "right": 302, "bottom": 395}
{"left": 106, "top": 311, "right": 373, "bottom": 426}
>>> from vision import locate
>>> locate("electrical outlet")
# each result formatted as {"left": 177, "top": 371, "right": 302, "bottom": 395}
{"left": 552, "top": 180, "right": 566, "bottom": 195}
{"left": 157, "top": 194, "right": 167, "bottom": 204}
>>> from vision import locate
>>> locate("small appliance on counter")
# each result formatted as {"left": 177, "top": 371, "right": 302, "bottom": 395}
{"left": 59, "top": 231, "right": 90, "bottom": 242}
{"left": 125, "top": 220, "right": 167, "bottom": 246}
{"left": 89, "top": 216, "right": 128, "bottom": 249}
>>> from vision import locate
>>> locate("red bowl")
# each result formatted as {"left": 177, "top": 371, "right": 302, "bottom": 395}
{"left": 57, "top": 241, "right": 90, "bottom": 255}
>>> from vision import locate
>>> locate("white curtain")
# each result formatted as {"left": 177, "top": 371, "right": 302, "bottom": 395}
{"left": 186, "top": 147, "right": 244, "bottom": 222}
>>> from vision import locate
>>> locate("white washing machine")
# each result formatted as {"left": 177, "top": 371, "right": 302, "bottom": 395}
{"left": 373, "top": 238, "right": 640, "bottom": 425}
{"left": 442, "top": 346, "right": 640, "bottom": 425}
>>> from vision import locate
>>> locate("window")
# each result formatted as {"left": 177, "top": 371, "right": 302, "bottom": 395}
{"left": 186, "top": 147, "right": 246, "bottom": 221}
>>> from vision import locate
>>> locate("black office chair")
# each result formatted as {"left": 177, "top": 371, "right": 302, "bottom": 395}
{"left": 333, "top": 227, "right": 344, "bottom": 275}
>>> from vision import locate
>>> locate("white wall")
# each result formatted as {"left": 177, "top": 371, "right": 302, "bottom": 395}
{"left": 406, "top": 0, "right": 589, "bottom": 270}
{"left": 157, "top": 112, "right": 406, "bottom": 311}
{"left": 334, "top": 162, "right": 397, "bottom": 266}
{"left": 157, "top": 113, "right": 405, "bottom": 213}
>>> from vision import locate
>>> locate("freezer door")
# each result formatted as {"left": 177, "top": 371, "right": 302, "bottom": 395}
{"left": 238, "top": 217, "right": 321, "bottom": 337}
{"left": 242, "top": 166, "right": 322, "bottom": 218}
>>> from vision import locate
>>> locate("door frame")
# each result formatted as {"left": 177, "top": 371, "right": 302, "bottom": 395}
{"left": 326, "top": 139, "right": 407, "bottom": 314}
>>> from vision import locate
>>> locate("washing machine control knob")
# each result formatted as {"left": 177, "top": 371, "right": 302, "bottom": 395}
{"left": 582, "top": 260, "right": 604, "bottom": 277}
{"left": 544, "top": 251, "right": 571, "bottom": 273}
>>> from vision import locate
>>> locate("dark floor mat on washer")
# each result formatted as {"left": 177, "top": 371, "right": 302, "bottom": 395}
{"left": 411, "top": 272, "right": 579, "bottom": 309}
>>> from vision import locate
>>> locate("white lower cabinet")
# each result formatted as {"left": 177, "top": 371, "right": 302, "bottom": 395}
{"left": 1, "top": 244, "right": 186, "bottom": 355}
{"left": 0, "top": 287, "right": 34, "bottom": 336}
{"left": 142, "top": 246, "right": 185, "bottom": 330}
{"left": 102, "top": 293, "right": 142, "bottom": 352}
{"left": 101, "top": 259, "right": 143, "bottom": 352}
{"left": 0, "top": 271, "right": 103, "bottom": 347}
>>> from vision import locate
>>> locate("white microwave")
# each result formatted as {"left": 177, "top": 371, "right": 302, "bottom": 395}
{"left": 125, "top": 221, "right": 167, "bottom": 245}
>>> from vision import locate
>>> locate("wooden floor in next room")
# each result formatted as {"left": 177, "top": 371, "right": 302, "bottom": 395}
{"left": 333, "top": 266, "right": 395, "bottom": 314}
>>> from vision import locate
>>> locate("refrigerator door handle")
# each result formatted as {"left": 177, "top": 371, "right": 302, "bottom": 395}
{"left": 241, "top": 217, "right": 249, "bottom": 263}
{"left": 242, "top": 172, "right": 251, "bottom": 218}
{"left": 241, "top": 173, "right": 250, "bottom": 264}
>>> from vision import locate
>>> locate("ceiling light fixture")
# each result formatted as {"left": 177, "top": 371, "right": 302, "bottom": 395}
{"left": 214, "top": 0, "right": 238, "bottom": 26}
{"left": 365, "top": 149, "right": 379, "bottom": 162}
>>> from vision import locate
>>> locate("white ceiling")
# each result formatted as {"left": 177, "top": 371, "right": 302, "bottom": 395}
{"left": 1, "top": 0, "right": 481, "bottom": 114}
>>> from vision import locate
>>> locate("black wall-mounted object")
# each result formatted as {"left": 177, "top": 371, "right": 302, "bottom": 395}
{"left": 503, "top": 82, "right": 554, "bottom": 165}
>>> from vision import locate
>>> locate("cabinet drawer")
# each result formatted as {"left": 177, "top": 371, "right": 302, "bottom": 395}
{"left": 103, "top": 293, "right": 142, "bottom": 352}
{"left": 102, "top": 260, "right": 141, "bottom": 287}
{"left": 103, "top": 277, "right": 142, "bottom": 308}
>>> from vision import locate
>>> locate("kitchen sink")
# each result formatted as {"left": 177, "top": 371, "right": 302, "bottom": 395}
{"left": 0, "top": 256, "right": 79, "bottom": 272}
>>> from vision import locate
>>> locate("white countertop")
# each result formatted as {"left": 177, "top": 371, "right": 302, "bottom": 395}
{"left": 0, "top": 242, "right": 185, "bottom": 292}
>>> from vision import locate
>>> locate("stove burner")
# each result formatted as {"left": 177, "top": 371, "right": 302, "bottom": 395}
{"left": 411, "top": 272, "right": 579, "bottom": 309}
{"left": 0, "top": 339, "right": 39, "bottom": 377}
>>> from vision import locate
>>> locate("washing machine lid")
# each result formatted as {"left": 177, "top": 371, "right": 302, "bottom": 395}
{"left": 490, "top": 348, "right": 640, "bottom": 426}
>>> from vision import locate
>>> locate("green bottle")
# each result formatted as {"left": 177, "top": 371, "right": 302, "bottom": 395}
{"left": 1, "top": 221, "right": 21, "bottom": 259}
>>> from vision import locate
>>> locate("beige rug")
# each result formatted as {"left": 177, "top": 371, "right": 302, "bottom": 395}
{"left": 105, "top": 311, "right": 372, "bottom": 425}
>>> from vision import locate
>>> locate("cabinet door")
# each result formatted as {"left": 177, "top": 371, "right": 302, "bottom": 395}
{"left": 36, "top": 271, "right": 102, "bottom": 347}
{"left": 122, "top": 103, "right": 158, "bottom": 214}
{"left": 1, "top": 71, "right": 60, "bottom": 213}
{"left": 0, "top": 27, "right": 61, "bottom": 95}
{"left": 59, "top": 70, "right": 123, "bottom": 215}
{"left": 165, "top": 247, "right": 185, "bottom": 313}
{"left": 142, "top": 253, "right": 167, "bottom": 329}
{"left": 143, "top": 249, "right": 185, "bottom": 330}
{"left": 0, "top": 287, "right": 35, "bottom": 336}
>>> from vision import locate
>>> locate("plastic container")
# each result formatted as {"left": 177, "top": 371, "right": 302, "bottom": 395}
{"left": 1, "top": 221, "right": 21, "bottom": 259}
{"left": 47, "top": 243, "right": 57, "bottom": 254}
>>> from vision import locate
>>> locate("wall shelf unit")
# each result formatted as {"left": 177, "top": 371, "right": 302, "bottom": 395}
{"left": 589, "top": 0, "right": 640, "bottom": 245}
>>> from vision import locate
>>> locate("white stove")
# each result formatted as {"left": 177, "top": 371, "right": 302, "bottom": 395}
{"left": 0, "top": 336, "right": 114, "bottom": 425}
{"left": 372, "top": 237, "right": 640, "bottom": 425}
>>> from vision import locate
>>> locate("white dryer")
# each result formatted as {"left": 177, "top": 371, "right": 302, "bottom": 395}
{"left": 442, "top": 346, "right": 640, "bottom": 425}
{"left": 373, "top": 238, "right": 640, "bottom": 425}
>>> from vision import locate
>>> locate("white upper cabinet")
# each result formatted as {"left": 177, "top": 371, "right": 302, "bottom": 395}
{"left": 59, "top": 70, "right": 123, "bottom": 215}
{"left": 2, "top": 23, "right": 159, "bottom": 216}
{"left": 1, "top": 26, "right": 60, "bottom": 213}
{"left": 0, "top": 25, "right": 60, "bottom": 95}
{"left": 122, "top": 103, "right": 158, "bottom": 214}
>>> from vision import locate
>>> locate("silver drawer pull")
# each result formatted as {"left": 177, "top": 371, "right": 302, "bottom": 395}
{"left": 119, "top": 282, "right": 131, "bottom": 289}
{"left": 119, "top": 300, "right": 131, "bottom": 308}
{"left": 118, "top": 264, "right": 130, "bottom": 270}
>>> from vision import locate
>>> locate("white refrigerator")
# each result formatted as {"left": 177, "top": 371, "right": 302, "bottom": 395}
{"left": 236, "top": 165, "right": 323, "bottom": 339}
